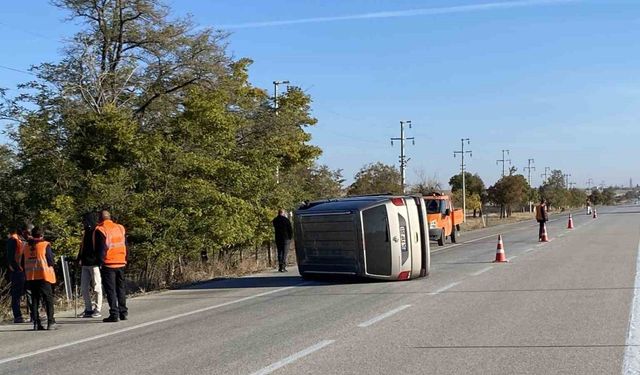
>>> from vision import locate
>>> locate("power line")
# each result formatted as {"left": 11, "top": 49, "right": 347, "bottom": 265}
{"left": 0, "top": 21, "right": 52, "bottom": 41}
{"left": 0, "top": 64, "right": 34, "bottom": 76}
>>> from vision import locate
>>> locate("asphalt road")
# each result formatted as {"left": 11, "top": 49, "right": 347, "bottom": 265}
{"left": 1, "top": 205, "right": 638, "bottom": 375}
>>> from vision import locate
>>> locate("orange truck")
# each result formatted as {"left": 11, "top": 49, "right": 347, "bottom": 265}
{"left": 424, "top": 192, "right": 464, "bottom": 246}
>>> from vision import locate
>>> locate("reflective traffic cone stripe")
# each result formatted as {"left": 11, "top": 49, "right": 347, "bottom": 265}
{"left": 540, "top": 224, "right": 550, "bottom": 242}
{"left": 494, "top": 235, "right": 508, "bottom": 263}
{"left": 567, "top": 214, "right": 574, "bottom": 229}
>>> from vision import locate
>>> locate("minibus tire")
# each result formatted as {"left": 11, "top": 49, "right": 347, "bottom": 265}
{"left": 437, "top": 229, "right": 445, "bottom": 246}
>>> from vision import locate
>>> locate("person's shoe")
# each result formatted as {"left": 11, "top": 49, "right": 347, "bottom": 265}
{"left": 282, "top": 267, "right": 288, "bottom": 272}
{"left": 13, "top": 317, "right": 26, "bottom": 324}
{"left": 119, "top": 314, "right": 128, "bottom": 321}
{"left": 78, "top": 310, "right": 94, "bottom": 318}
{"left": 91, "top": 310, "right": 102, "bottom": 318}
{"left": 46, "top": 322, "right": 58, "bottom": 330}
{"left": 102, "top": 315, "right": 119, "bottom": 323}
{"left": 33, "top": 322, "right": 45, "bottom": 331}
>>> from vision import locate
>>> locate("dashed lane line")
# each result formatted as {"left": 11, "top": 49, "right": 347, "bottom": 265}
{"left": 470, "top": 266, "right": 493, "bottom": 276}
{"left": 249, "top": 340, "right": 335, "bottom": 375}
{"left": 357, "top": 305, "right": 412, "bottom": 328}
{"left": 432, "top": 281, "right": 461, "bottom": 295}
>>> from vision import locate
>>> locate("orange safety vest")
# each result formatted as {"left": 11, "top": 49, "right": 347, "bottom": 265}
{"left": 536, "top": 204, "right": 546, "bottom": 221}
{"left": 8, "top": 234, "right": 24, "bottom": 272}
{"left": 24, "top": 240, "right": 56, "bottom": 284}
{"left": 95, "top": 220, "right": 127, "bottom": 268}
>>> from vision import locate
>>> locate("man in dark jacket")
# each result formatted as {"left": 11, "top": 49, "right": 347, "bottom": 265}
{"left": 77, "top": 212, "right": 102, "bottom": 318}
{"left": 6, "top": 226, "right": 29, "bottom": 323}
{"left": 272, "top": 209, "right": 293, "bottom": 272}
{"left": 536, "top": 198, "right": 549, "bottom": 241}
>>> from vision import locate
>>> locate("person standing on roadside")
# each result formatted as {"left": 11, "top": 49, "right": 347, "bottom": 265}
{"left": 536, "top": 198, "right": 549, "bottom": 241}
{"left": 95, "top": 210, "right": 128, "bottom": 323}
{"left": 77, "top": 212, "right": 102, "bottom": 318}
{"left": 22, "top": 226, "right": 57, "bottom": 330}
{"left": 6, "top": 225, "right": 29, "bottom": 323}
{"left": 272, "top": 209, "right": 293, "bottom": 273}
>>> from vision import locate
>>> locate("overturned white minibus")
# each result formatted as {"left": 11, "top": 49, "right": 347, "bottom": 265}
{"left": 294, "top": 195, "right": 430, "bottom": 281}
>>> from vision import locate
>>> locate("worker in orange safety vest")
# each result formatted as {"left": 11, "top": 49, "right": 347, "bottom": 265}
{"left": 94, "top": 210, "right": 128, "bottom": 323}
{"left": 22, "top": 226, "right": 57, "bottom": 331}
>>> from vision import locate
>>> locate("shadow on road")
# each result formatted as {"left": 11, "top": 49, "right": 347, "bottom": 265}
{"left": 183, "top": 274, "right": 374, "bottom": 290}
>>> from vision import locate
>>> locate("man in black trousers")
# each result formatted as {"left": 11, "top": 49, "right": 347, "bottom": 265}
{"left": 272, "top": 209, "right": 293, "bottom": 272}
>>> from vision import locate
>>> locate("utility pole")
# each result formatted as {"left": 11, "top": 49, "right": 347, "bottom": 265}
{"left": 563, "top": 173, "right": 572, "bottom": 188}
{"left": 391, "top": 120, "right": 414, "bottom": 193}
{"left": 496, "top": 149, "right": 511, "bottom": 177}
{"left": 586, "top": 178, "right": 593, "bottom": 190}
{"left": 523, "top": 159, "right": 536, "bottom": 186}
{"left": 523, "top": 158, "right": 535, "bottom": 212}
{"left": 273, "top": 80, "right": 290, "bottom": 115}
{"left": 540, "top": 167, "right": 551, "bottom": 183}
{"left": 272, "top": 80, "right": 290, "bottom": 183}
{"left": 453, "top": 138, "right": 472, "bottom": 222}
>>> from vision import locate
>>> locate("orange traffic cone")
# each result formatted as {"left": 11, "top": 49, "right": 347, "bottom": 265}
{"left": 493, "top": 235, "right": 508, "bottom": 263}
{"left": 567, "top": 214, "right": 574, "bottom": 229}
{"left": 593, "top": 209, "right": 597, "bottom": 219}
{"left": 540, "top": 224, "right": 550, "bottom": 242}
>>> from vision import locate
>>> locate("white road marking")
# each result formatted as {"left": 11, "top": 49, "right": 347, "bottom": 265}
{"left": 509, "top": 255, "right": 518, "bottom": 261}
{"left": 525, "top": 248, "right": 534, "bottom": 252}
{"left": 470, "top": 266, "right": 492, "bottom": 276}
{"left": 0, "top": 285, "right": 304, "bottom": 366}
{"left": 357, "top": 304, "right": 412, "bottom": 328}
{"left": 250, "top": 340, "right": 335, "bottom": 375}
{"left": 622, "top": 239, "right": 640, "bottom": 374}
{"left": 432, "top": 281, "right": 461, "bottom": 295}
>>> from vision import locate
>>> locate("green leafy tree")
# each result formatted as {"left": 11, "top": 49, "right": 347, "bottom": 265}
{"left": 488, "top": 174, "right": 531, "bottom": 218}
{"left": 295, "top": 164, "right": 344, "bottom": 201}
{"left": 1, "top": 0, "right": 324, "bottom": 287}
{"left": 449, "top": 172, "right": 485, "bottom": 195}
{"left": 568, "top": 188, "right": 588, "bottom": 208}
{"left": 449, "top": 172, "right": 486, "bottom": 216}
{"left": 347, "top": 162, "right": 402, "bottom": 195}
{"left": 539, "top": 170, "right": 569, "bottom": 209}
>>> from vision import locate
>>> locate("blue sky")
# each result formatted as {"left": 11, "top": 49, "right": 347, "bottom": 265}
{"left": 1, "top": 0, "right": 639, "bottom": 188}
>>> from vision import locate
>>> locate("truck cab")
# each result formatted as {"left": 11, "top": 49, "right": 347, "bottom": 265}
{"left": 424, "top": 193, "right": 464, "bottom": 246}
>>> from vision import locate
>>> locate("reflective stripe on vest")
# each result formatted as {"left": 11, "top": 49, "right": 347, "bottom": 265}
{"left": 96, "top": 220, "right": 127, "bottom": 268}
{"left": 24, "top": 241, "right": 56, "bottom": 284}
{"left": 9, "top": 234, "right": 24, "bottom": 272}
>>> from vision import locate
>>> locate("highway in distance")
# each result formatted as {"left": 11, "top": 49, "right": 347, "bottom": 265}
{"left": 1, "top": 205, "right": 639, "bottom": 375}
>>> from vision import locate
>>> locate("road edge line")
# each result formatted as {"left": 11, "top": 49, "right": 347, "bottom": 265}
{"left": 0, "top": 285, "right": 302, "bottom": 366}
{"left": 623, "top": 237, "right": 640, "bottom": 374}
